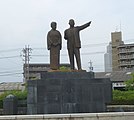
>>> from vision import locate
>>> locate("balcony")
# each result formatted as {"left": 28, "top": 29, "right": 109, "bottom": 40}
{"left": 126, "top": 49, "right": 134, "bottom": 53}
{"left": 119, "top": 54, "right": 134, "bottom": 60}
{"left": 118, "top": 50, "right": 127, "bottom": 54}
{"left": 119, "top": 62, "right": 134, "bottom": 67}
{"left": 118, "top": 47, "right": 134, "bottom": 54}
{"left": 119, "top": 56, "right": 128, "bottom": 60}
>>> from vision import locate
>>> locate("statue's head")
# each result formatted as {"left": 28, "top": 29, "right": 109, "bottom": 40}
{"left": 51, "top": 22, "right": 57, "bottom": 30}
{"left": 69, "top": 19, "right": 75, "bottom": 27}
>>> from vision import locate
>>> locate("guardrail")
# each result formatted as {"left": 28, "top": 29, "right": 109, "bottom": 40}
{"left": 0, "top": 112, "right": 134, "bottom": 120}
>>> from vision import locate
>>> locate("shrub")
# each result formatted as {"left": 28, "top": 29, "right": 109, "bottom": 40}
{"left": 111, "top": 90, "right": 134, "bottom": 105}
{"left": 0, "top": 90, "right": 27, "bottom": 108}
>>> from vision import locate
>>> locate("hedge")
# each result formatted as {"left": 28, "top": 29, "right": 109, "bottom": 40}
{"left": 0, "top": 90, "right": 27, "bottom": 108}
{"left": 111, "top": 90, "right": 134, "bottom": 105}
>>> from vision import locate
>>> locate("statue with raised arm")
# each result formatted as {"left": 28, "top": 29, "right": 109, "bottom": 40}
{"left": 64, "top": 19, "right": 91, "bottom": 70}
{"left": 47, "top": 22, "right": 62, "bottom": 70}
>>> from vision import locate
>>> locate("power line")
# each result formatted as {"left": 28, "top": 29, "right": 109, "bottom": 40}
{"left": 32, "top": 39, "right": 134, "bottom": 50}
{"left": 33, "top": 43, "right": 108, "bottom": 50}
{"left": 124, "top": 38, "right": 134, "bottom": 41}
{"left": 31, "top": 51, "right": 105, "bottom": 57}
{"left": 0, "top": 51, "right": 105, "bottom": 65}
{"left": 0, "top": 72, "right": 22, "bottom": 76}
{"left": 0, "top": 70, "right": 22, "bottom": 74}
{"left": 0, "top": 55, "right": 20, "bottom": 59}
{"left": 0, "top": 48, "right": 21, "bottom": 53}
{"left": 0, "top": 51, "right": 105, "bottom": 59}
{"left": 0, "top": 38, "right": 133, "bottom": 53}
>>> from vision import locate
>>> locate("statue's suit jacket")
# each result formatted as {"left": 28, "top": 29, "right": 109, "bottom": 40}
{"left": 64, "top": 22, "right": 90, "bottom": 49}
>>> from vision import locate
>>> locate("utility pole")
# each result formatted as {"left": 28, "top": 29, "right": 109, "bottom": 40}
{"left": 88, "top": 60, "right": 93, "bottom": 72}
{"left": 21, "top": 45, "right": 32, "bottom": 82}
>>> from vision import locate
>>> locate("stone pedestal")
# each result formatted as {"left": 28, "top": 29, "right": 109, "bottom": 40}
{"left": 27, "top": 72, "right": 112, "bottom": 114}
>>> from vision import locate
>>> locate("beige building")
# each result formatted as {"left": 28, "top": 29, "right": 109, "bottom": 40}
{"left": 111, "top": 31, "right": 134, "bottom": 71}
{"left": 118, "top": 44, "right": 134, "bottom": 70}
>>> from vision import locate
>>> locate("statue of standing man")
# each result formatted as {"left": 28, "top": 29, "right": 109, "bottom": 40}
{"left": 64, "top": 19, "right": 91, "bottom": 70}
{"left": 47, "top": 22, "right": 62, "bottom": 70}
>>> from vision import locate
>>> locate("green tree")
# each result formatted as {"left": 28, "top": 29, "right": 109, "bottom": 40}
{"left": 125, "top": 73, "right": 134, "bottom": 90}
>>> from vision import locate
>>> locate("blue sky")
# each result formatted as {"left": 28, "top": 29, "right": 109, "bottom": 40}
{"left": 0, "top": 0, "right": 134, "bottom": 82}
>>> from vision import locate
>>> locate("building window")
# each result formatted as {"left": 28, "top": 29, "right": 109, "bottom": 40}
{"left": 116, "top": 39, "right": 119, "bottom": 42}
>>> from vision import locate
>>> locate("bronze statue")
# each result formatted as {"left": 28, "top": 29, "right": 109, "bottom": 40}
{"left": 47, "top": 22, "right": 62, "bottom": 70}
{"left": 64, "top": 19, "right": 91, "bottom": 70}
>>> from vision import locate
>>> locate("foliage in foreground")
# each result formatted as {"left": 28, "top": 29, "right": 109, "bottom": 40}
{"left": 111, "top": 90, "right": 134, "bottom": 105}
{"left": 111, "top": 73, "right": 134, "bottom": 105}
{"left": 0, "top": 90, "right": 27, "bottom": 108}
{"left": 124, "top": 73, "right": 134, "bottom": 91}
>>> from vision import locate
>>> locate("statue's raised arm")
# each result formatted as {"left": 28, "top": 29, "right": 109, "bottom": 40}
{"left": 77, "top": 21, "right": 92, "bottom": 31}
{"left": 64, "top": 19, "right": 91, "bottom": 70}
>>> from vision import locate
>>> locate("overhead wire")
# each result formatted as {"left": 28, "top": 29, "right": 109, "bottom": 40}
{"left": 32, "top": 43, "right": 108, "bottom": 50}
{"left": 0, "top": 42, "right": 110, "bottom": 76}
{"left": 0, "top": 72, "right": 22, "bottom": 76}
{"left": 0, "top": 55, "right": 20, "bottom": 59}
{"left": 0, "top": 38, "right": 133, "bottom": 53}
{"left": 0, "top": 38, "right": 133, "bottom": 76}
{"left": 0, "top": 70, "right": 22, "bottom": 74}
{"left": 0, "top": 48, "right": 21, "bottom": 53}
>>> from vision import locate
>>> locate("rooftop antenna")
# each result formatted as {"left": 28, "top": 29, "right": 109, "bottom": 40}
{"left": 120, "top": 20, "right": 122, "bottom": 32}
{"left": 88, "top": 60, "right": 93, "bottom": 72}
{"left": 115, "top": 26, "right": 119, "bottom": 32}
